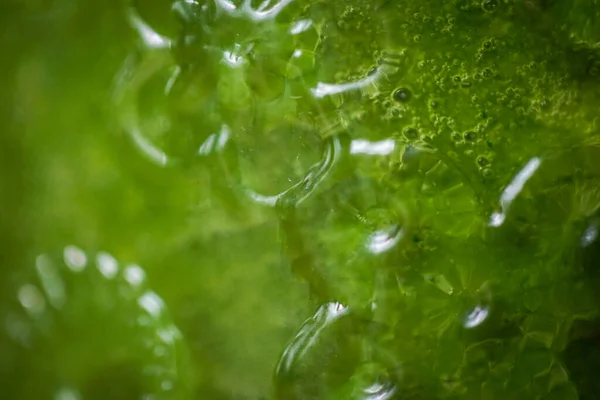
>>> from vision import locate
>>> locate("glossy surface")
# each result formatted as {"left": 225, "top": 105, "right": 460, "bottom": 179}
{"left": 1, "top": 0, "right": 600, "bottom": 398}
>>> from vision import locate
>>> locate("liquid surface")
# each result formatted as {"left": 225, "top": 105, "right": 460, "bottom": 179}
{"left": 1, "top": 0, "right": 600, "bottom": 399}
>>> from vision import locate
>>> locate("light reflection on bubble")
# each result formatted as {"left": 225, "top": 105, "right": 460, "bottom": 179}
{"left": 222, "top": 45, "right": 248, "bottom": 68}
{"left": 581, "top": 222, "right": 598, "bottom": 247}
{"left": 18, "top": 284, "right": 46, "bottom": 315}
{"left": 54, "top": 387, "right": 80, "bottom": 400}
{"left": 158, "top": 326, "right": 181, "bottom": 345}
{"left": 36, "top": 255, "right": 66, "bottom": 309}
{"left": 124, "top": 264, "right": 146, "bottom": 287}
{"left": 366, "top": 225, "right": 404, "bottom": 255}
{"left": 215, "top": 0, "right": 295, "bottom": 21}
{"left": 311, "top": 71, "right": 381, "bottom": 99}
{"left": 198, "top": 124, "right": 231, "bottom": 155}
{"left": 276, "top": 302, "right": 348, "bottom": 374}
{"left": 290, "top": 19, "right": 312, "bottom": 35}
{"left": 350, "top": 139, "right": 396, "bottom": 156}
{"left": 489, "top": 157, "right": 541, "bottom": 227}
{"left": 63, "top": 245, "right": 87, "bottom": 272}
{"left": 139, "top": 291, "right": 165, "bottom": 318}
{"left": 361, "top": 380, "right": 397, "bottom": 400}
{"left": 96, "top": 252, "right": 119, "bottom": 279}
{"left": 127, "top": 8, "right": 171, "bottom": 49}
{"left": 463, "top": 305, "right": 489, "bottom": 329}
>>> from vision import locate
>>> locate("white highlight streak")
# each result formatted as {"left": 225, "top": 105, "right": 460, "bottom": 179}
{"left": 350, "top": 139, "right": 395, "bottom": 156}
{"left": 489, "top": 157, "right": 541, "bottom": 227}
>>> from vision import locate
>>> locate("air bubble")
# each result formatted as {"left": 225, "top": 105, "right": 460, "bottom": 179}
{"left": 64, "top": 245, "right": 87, "bottom": 272}
{"left": 464, "top": 131, "right": 477, "bottom": 141}
{"left": 18, "top": 284, "right": 46, "bottom": 315}
{"left": 392, "top": 87, "right": 412, "bottom": 102}
{"left": 477, "top": 156, "right": 489, "bottom": 167}
{"left": 403, "top": 127, "right": 418, "bottom": 140}
{"left": 482, "top": 0, "right": 497, "bottom": 12}
{"left": 124, "top": 264, "right": 146, "bottom": 287}
{"left": 96, "top": 252, "right": 119, "bottom": 279}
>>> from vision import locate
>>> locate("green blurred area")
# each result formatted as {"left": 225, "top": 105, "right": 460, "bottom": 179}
{"left": 1, "top": 0, "right": 600, "bottom": 399}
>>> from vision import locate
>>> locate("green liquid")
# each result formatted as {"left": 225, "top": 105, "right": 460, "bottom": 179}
{"left": 1, "top": 0, "right": 600, "bottom": 398}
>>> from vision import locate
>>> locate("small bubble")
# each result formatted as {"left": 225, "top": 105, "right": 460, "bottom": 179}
{"left": 464, "top": 131, "right": 477, "bottom": 141}
{"left": 471, "top": 95, "right": 479, "bottom": 103}
{"left": 403, "top": 127, "right": 418, "bottom": 139}
{"left": 64, "top": 245, "right": 87, "bottom": 272}
{"left": 96, "top": 252, "right": 118, "bottom": 279}
{"left": 482, "top": 167, "right": 494, "bottom": 178}
{"left": 413, "top": 34, "right": 422, "bottom": 43}
{"left": 392, "top": 87, "right": 412, "bottom": 102}
{"left": 451, "top": 132, "right": 462, "bottom": 142}
{"left": 124, "top": 264, "right": 146, "bottom": 287}
{"left": 477, "top": 156, "right": 489, "bottom": 167}
{"left": 138, "top": 291, "right": 165, "bottom": 318}
{"left": 453, "top": 76, "right": 461, "bottom": 83}
{"left": 483, "top": 40, "right": 492, "bottom": 49}
{"left": 18, "top": 284, "right": 46, "bottom": 315}
{"left": 482, "top": 0, "right": 498, "bottom": 12}
{"left": 390, "top": 108, "right": 400, "bottom": 116}
{"left": 430, "top": 100, "right": 439, "bottom": 108}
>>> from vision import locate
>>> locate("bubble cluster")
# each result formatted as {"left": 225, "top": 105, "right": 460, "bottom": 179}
{"left": 109, "top": 0, "right": 600, "bottom": 398}
{"left": 7, "top": 247, "right": 188, "bottom": 398}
